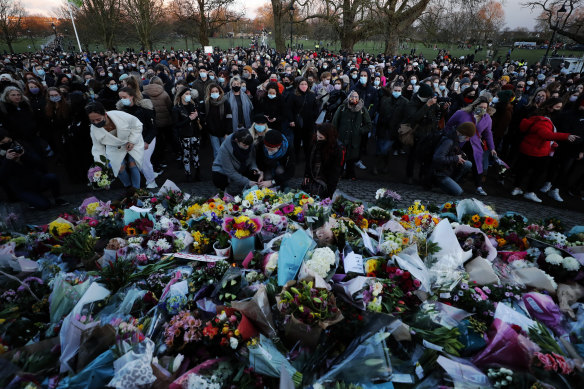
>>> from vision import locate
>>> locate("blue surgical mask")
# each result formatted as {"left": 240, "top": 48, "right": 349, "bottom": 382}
{"left": 267, "top": 94, "right": 276, "bottom": 99}
{"left": 66, "top": 74, "right": 72, "bottom": 79}
{"left": 392, "top": 91, "right": 401, "bottom": 98}
{"left": 29, "top": 87, "right": 40, "bottom": 94}
{"left": 209, "top": 75, "right": 215, "bottom": 80}
{"left": 200, "top": 72, "right": 207, "bottom": 78}
{"left": 49, "top": 95, "right": 61, "bottom": 103}
{"left": 439, "top": 85, "right": 446, "bottom": 91}
{"left": 37, "top": 69, "right": 45, "bottom": 76}
{"left": 359, "top": 76, "right": 367, "bottom": 84}
{"left": 108, "top": 72, "right": 113, "bottom": 77}
{"left": 411, "top": 79, "right": 417, "bottom": 85}
{"left": 241, "top": 86, "right": 247, "bottom": 93}
{"left": 109, "top": 84, "right": 118, "bottom": 92}
{"left": 351, "top": 73, "right": 358, "bottom": 79}
{"left": 210, "top": 92, "right": 220, "bottom": 99}
{"left": 254, "top": 124, "right": 266, "bottom": 132}
{"left": 184, "top": 94, "right": 192, "bottom": 102}
{"left": 121, "top": 98, "right": 131, "bottom": 106}
{"left": 218, "top": 77, "right": 225, "bottom": 83}
{"left": 374, "top": 80, "right": 380, "bottom": 86}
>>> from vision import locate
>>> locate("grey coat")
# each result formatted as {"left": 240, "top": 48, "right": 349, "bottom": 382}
{"left": 212, "top": 133, "right": 258, "bottom": 194}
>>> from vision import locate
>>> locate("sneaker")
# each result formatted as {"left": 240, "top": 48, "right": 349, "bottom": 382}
{"left": 540, "top": 181, "right": 552, "bottom": 193}
{"left": 55, "top": 198, "right": 70, "bottom": 206}
{"left": 393, "top": 150, "right": 399, "bottom": 156}
{"left": 400, "top": 150, "right": 406, "bottom": 155}
{"left": 176, "top": 155, "right": 182, "bottom": 161}
{"left": 355, "top": 160, "right": 367, "bottom": 170}
{"left": 159, "top": 163, "right": 168, "bottom": 168}
{"left": 146, "top": 180, "right": 158, "bottom": 189}
{"left": 511, "top": 188, "right": 523, "bottom": 196}
{"left": 548, "top": 188, "right": 564, "bottom": 202}
{"left": 523, "top": 192, "right": 542, "bottom": 203}
{"left": 475, "top": 187, "right": 488, "bottom": 196}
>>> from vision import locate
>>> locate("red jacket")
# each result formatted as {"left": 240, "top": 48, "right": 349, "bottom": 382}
{"left": 519, "top": 116, "right": 570, "bottom": 157}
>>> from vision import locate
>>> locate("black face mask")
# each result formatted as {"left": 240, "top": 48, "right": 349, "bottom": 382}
{"left": 232, "top": 85, "right": 241, "bottom": 92}
{"left": 94, "top": 119, "right": 106, "bottom": 128}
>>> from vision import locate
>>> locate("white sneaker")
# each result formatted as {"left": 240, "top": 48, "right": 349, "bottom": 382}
{"left": 548, "top": 188, "right": 564, "bottom": 202}
{"left": 146, "top": 180, "right": 158, "bottom": 189}
{"left": 540, "top": 181, "right": 552, "bottom": 193}
{"left": 355, "top": 160, "right": 367, "bottom": 170}
{"left": 511, "top": 188, "right": 523, "bottom": 196}
{"left": 523, "top": 192, "right": 542, "bottom": 203}
{"left": 475, "top": 187, "right": 488, "bottom": 196}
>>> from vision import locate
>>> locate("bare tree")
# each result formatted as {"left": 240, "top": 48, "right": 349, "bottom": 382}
{"left": 0, "top": 0, "right": 26, "bottom": 54}
{"left": 81, "top": 0, "right": 122, "bottom": 50}
{"left": 523, "top": 0, "right": 584, "bottom": 44}
{"left": 123, "top": 0, "right": 165, "bottom": 50}
{"left": 170, "top": 0, "right": 242, "bottom": 47}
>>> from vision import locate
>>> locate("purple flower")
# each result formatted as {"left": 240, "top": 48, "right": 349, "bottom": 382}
{"left": 453, "top": 295, "right": 459, "bottom": 302}
{"left": 460, "top": 283, "right": 469, "bottom": 290}
{"left": 482, "top": 287, "right": 491, "bottom": 294}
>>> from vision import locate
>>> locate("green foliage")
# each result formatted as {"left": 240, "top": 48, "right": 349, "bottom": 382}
{"left": 53, "top": 224, "right": 98, "bottom": 261}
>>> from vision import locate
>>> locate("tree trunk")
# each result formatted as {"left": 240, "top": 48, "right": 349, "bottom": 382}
{"left": 384, "top": 27, "right": 398, "bottom": 56}
{"left": 6, "top": 40, "right": 14, "bottom": 54}
{"left": 271, "top": 0, "right": 285, "bottom": 52}
{"left": 199, "top": 10, "right": 209, "bottom": 46}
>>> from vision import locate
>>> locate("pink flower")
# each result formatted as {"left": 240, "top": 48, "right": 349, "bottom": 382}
{"left": 395, "top": 269, "right": 404, "bottom": 276}
{"left": 229, "top": 315, "right": 237, "bottom": 323}
{"left": 413, "top": 279, "right": 421, "bottom": 288}
{"left": 474, "top": 287, "right": 488, "bottom": 301}
{"left": 151, "top": 198, "right": 158, "bottom": 203}
{"left": 88, "top": 219, "right": 99, "bottom": 227}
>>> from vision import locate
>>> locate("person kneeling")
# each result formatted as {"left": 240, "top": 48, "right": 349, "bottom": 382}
{"left": 256, "top": 130, "right": 295, "bottom": 190}
{"left": 212, "top": 129, "right": 262, "bottom": 194}
{"left": 431, "top": 122, "right": 476, "bottom": 196}
{"left": 0, "top": 131, "right": 69, "bottom": 209}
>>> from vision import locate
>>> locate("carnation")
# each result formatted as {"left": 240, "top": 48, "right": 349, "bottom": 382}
{"left": 545, "top": 247, "right": 561, "bottom": 256}
{"left": 545, "top": 253, "right": 564, "bottom": 266}
{"left": 305, "top": 247, "right": 336, "bottom": 278}
{"left": 562, "top": 257, "right": 580, "bottom": 272}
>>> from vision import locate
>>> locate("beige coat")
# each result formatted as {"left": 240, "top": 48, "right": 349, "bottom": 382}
{"left": 90, "top": 110, "right": 144, "bottom": 176}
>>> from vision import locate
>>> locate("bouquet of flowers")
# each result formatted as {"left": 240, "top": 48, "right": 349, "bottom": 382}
{"left": 374, "top": 188, "right": 402, "bottom": 209}
{"left": 123, "top": 216, "right": 154, "bottom": 236}
{"left": 223, "top": 215, "right": 261, "bottom": 239}
{"left": 359, "top": 278, "right": 407, "bottom": 314}
{"left": 378, "top": 231, "right": 411, "bottom": 256}
{"left": 303, "top": 247, "right": 337, "bottom": 279}
{"left": 164, "top": 310, "right": 204, "bottom": 351}
{"left": 260, "top": 213, "right": 288, "bottom": 241}
{"left": 87, "top": 155, "right": 113, "bottom": 189}
{"left": 463, "top": 214, "right": 500, "bottom": 234}
{"left": 538, "top": 247, "right": 580, "bottom": 282}
{"left": 202, "top": 309, "right": 244, "bottom": 350}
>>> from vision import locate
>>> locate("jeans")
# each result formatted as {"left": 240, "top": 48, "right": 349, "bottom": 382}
{"left": 142, "top": 137, "right": 157, "bottom": 183}
{"left": 376, "top": 138, "right": 394, "bottom": 156}
{"left": 436, "top": 160, "right": 472, "bottom": 196}
{"left": 209, "top": 135, "right": 223, "bottom": 160}
{"left": 118, "top": 155, "right": 141, "bottom": 189}
{"left": 17, "top": 173, "right": 60, "bottom": 210}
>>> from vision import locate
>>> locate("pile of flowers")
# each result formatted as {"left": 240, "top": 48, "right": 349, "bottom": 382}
{"left": 2, "top": 185, "right": 584, "bottom": 388}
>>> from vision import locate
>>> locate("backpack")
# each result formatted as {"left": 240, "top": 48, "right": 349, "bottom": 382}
{"left": 415, "top": 129, "right": 445, "bottom": 164}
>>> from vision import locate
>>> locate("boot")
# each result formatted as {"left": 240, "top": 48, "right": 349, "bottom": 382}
{"left": 372, "top": 155, "right": 384, "bottom": 176}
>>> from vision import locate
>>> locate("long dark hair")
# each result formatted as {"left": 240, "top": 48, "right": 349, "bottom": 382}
{"left": 313, "top": 123, "right": 339, "bottom": 159}
{"left": 535, "top": 97, "right": 562, "bottom": 116}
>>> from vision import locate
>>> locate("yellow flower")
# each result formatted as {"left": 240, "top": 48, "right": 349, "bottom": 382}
{"left": 444, "top": 203, "right": 452, "bottom": 209}
{"left": 235, "top": 229, "right": 251, "bottom": 239}
{"left": 217, "top": 204, "right": 225, "bottom": 212}
{"left": 234, "top": 215, "right": 249, "bottom": 224}
{"left": 360, "top": 218, "right": 369, "bottom": 229}
{"left": 85, "top": 202, "right": 100, "bottom": 215}
{"left": 471, "top": 214, "right": 480, "bottom": 223}
{"left": 234, "top": 329, "right": 240, "bottom": 336}
{"left": 364, "top": 259, "right": 380, "bottom": 273}
{"left": 187, "top": 204, "right": 202, "bottom": 218}
{"left": 293, "top": 206, "right": 302, "bottom": 215}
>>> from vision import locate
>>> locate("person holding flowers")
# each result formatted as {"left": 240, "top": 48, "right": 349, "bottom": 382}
{"left": 85, "top": 101, "right": 145, "bottom": 190}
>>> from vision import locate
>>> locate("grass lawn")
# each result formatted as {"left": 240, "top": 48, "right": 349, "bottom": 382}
{"left": 5, "top": 35, "right": 583, "bottom": 67}
{"left": 0, "top": 37, "right": 54, "bottom": 54}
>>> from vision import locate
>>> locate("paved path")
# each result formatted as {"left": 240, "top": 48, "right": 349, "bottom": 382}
{"left": 4, "top": 138, "right": 584, "bottom": 228}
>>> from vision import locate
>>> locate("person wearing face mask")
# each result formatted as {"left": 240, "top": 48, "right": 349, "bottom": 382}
{"left": 212, "top": 129, "right": 262, "bottom": 193}
{"left": 511, "top": 98, "right": 579, "bottom": 203}
{"left": 203, "top": 84, "right": 233, "bottom": 158}
{"left": 98, "top": 77, "right": 121, "bottom": 111}
{"left": 256, "top": 130, "right": 295, "bottom": 190}
{"left": 43, "top": 87, "right": 71, "bottom": 163}
{"left": 373, "top": 83, "right": 408, "bottom": 175}
{"left": 445, "top": 97, "right": 495, "bottom": 196}
{"left": 302, "top": 123, "right": 344, "bottom": 198}
{"left": 431, "top": 122, "right": 475, "bottom": 196}
{"left": 257, "top": 83, "right": 283, "bottom": 132}
{"left": 116, "top": 87, "right": 158, "bottom": 188}
{"left": 401, "top": 83, "right": 440, "bottom": 184}
{"left": 143, "top": 76, "right": 173, "bottom": 173}
{"left": 24, "top": 79, "right": 46, "bottom": 128}
{"left": 225, "top": 76, "right": 253, "bottom": 134}
{"left": 33, "top": 64, "right": 55, "bottom": 87}
{"left": 241, "top": 65, "right": 259, "bottom": 96}
{"left": 333, "top": 90, "right": 372, "bottom": 180}
{"left": 217, "top": 70, "right": 231, "bottom": 93}
{"left": 192, "top": 65, "right": 212, "bottom": 104}
{"left": 350, "top": 69, "right": 379, "bottom": 168}
{"left": 86, "top": 101, "right": 145, "bottom": 191}
{"left": 172, "top": 86, "right": 202, "bottom": 181}
{"left": 288, "top": 78, "right": 319, "bottom": 160}
{"left": 248, "top": 114, "right": 271, "bottom": 146}
{"left": 321, "top": 78, "right": 347, "bottom": 123}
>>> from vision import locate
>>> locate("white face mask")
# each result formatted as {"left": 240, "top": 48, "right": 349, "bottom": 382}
{"left": 334, "top": 84, "right": 342, "bottom": 90}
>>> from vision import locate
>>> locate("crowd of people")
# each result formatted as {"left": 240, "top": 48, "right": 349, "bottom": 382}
{"left": 1, "top": 40, "right": 584, "bottom": 209}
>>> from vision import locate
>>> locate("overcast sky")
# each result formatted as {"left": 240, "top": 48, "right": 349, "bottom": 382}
{"left": 23, "top": 0, "right": 538, "bottom": 30}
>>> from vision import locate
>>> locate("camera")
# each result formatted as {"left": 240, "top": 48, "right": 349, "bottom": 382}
{"left": 9, "top": 142, "right": 23, "bottom": 154}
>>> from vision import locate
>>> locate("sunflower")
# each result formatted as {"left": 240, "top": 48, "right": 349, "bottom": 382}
{"left": 444, "top": 203, "right": 452, "bottom": 210}
{"left": 402, "top": 237, "right": 410, "bottom": 245}
{"left": 208, "top": 202, "right": 216, "bottom": 209}
{"left": 484, "top": 217, "right": 495, "bottom": 226}
{"left": 217, "top": 204, "right": 225, "bottom": 212}
{"left": 360, "top": 218, "right": 369, "bottom": 229}
{"left": 471, "top": 214, "right": 481, "bottom": 223}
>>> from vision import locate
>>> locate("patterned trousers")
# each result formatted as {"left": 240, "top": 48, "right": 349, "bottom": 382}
{"left": 180, "top": 136, "right": 200, "bottom": 174}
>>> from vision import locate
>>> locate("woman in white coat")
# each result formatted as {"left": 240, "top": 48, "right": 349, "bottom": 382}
{"left": 85, "top": 101, "right": 145, "bottom": 189}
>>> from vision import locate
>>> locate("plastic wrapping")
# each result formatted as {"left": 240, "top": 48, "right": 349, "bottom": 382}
{"left": 249, "top": 334, "right": 300, "bottom": 378}
{"left": 277, "top": 229, "right": 315, "bottom": 286}
{"left": 394, "top": 244, "right": 431, "bottom": 293}
{"left": 436, "top": 355, "right": 490, "bottom": 388}
{"left": 456, "top": 198, "right": 498, "bottom": 221}
{"left": 523, "top": 292, "right": 567, "bottom": 336}
{"left": 232, "top": 236, "right": 256, "bottom": 261}
{"left": 231, "top": 284, "right": 277, "bottom": 338}
{"left": 49, "top": 273, "right": 92, "bottom": 323}
{"left": 453, "top": 224, "right": 498, "bottom": 262}
{"left": 56, "top": 350, "right": 116, "bottom": 389}
{"left": 457, "top": 319, "right": 487, "bottom": 356}
{"left": 96, "top": 286, "right": 146, "bottom": 324}
{"left": 428, "top": 219, "right": 472, "bottom": 287}
{"left": 108, "top": 338, "right": 156, "bottom": 389}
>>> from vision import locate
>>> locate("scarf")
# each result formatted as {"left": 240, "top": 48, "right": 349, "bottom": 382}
{"left": 227, "top": 92, "right": 252, "bottom": 131}
{"left": 263, "top": 135, "right": 289, "bottom": 160}
{"left": 231, "top": 137, "right": 251, "bottom": 172}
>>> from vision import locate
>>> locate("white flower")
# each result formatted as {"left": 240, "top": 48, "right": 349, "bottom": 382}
{"left": 265, "top": 253, "right": 278, "bottom": 275}
{"left": 544, "top": 273, "right": 558, "bottom": 290}
{"left": 372, "top": 282, "right": 383, "bottom": 297}
{"left": 242, "top": 200, "right": 251, "bottom": 208}
{"left": 510, "top": 260, "right": 530, "bottom": 269}
{"left": 545, "top": 253, "right": 564, "bottom": 265}
{"left": 562, "top": 256, "right": 580, "bottom": 271}
{"left": 229, "top": 337, "right": 239, "bottom": 349}
{"left": 245, "top": 271, "right": 259, "bottom": 283}
{"left": 171, "top": 354, "right": 184, "bottom": 373}
{"left": 375, "top": 189, "right": 384, "bottom": 200}
{"left": 305, "top": 247, "right": 336, "bottom": 278}
{"left": 545, "top": 247, "right": 561, "bottom": 256}
{"left": 234, "top": 195, "right": 242, "bottom": 203}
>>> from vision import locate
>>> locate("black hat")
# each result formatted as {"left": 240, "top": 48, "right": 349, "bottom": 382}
{"left": 233, "top": 129, "right": 253, "bottom": 146}
{"left": 253, "top": 114, "right": 268, "bottom": 124}
{"left": 264, "top": 130, "right": 283, "bottom": 148}
{"left": 418, "top": 83, "right": 433, "bottom": 98}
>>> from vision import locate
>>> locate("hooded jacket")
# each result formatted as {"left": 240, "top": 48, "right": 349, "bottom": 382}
{"left": 332, "top": 98, "right": 372, "bottom": 160}
{"left": 143, "top": 83, "right": 173, "bottom": 128}
{"left": 519, "top": 115, "right": 570, "bottom": 157}
{"left": 212, "top": 133, "right": 258, "bottom": 194}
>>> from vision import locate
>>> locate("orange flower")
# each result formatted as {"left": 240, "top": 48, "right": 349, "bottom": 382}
{"left": 484, "top": 217, "right": 495, "bottom": 226}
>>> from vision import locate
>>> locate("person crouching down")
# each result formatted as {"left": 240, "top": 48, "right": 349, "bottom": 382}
{"left": 431, "top": 122, "right": 476, "bottom": 196}
{"left": 212, "top": 129, "right": 263, "bottom": 194}
{"left": 256, "top": 130, "right": 295, "bottom": 190}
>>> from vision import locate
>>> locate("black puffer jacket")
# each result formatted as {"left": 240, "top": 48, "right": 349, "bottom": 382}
{"left": 377, "top": 89, "right": 408, "bottom": 139}
{"left": 117, "top": 98, "right": 157, "bottom": 144}
{"left": 172, "top": 101, "right": 201, "bottom": 138}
